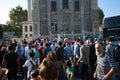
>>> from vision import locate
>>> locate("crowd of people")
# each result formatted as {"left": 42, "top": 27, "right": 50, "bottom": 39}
{"left": 0, "top": 36, "right": 120, "bottom": 80}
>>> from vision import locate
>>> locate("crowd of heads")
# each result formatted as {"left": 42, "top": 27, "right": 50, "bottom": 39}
{"left": 0, "top": 34, "right": 120, "bottom": 80}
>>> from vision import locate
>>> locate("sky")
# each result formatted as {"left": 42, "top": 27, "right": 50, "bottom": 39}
{"left": 98, "top": 0, "right": 120, "bottom": 18}
{"left": 0, "top": 0, "right": 27, "bottom": 24}
{"left": 0, "top": 0, "right": 120, "bottom": 24}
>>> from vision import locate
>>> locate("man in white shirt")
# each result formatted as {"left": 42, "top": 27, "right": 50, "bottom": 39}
{"left": 50, "top": 40, "right": 57, "bottom": 52}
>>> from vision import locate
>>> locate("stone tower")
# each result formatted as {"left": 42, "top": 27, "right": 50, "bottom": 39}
{"left": 32, "top": 0, "right": 98, "bottom": 39}
{"left": 27, "top": 0, "right": 33, "bottom": 21}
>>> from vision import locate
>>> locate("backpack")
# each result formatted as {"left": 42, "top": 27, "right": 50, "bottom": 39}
{"left": 113, "top": 46, "right": 120, "bottom": 62}
{"left": 30, "top": 59, "right": 39, "bottom": 73}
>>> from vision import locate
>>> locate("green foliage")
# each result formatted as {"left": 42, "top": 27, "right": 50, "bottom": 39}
{"left": 9, "top": 5, "right": 27, "bottom": 26}
{"left": 3, "top": 24, "right": 13, "bottom": 32}
{"left": 0, "top": 25, "right": 3, "bottom": 39}
{"left": 2, "top": 24, "right": 22, "bottom": 37}
{"left": 8, "top": 5, "right": 27, "bottom": 37}
{"left": 99, "top": 8, "right": 104, "bottom": 25}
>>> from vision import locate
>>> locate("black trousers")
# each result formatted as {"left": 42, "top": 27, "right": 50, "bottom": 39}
{"left": 7, "top": 69, "right": 17, "bottom": 80}
{"left": 79, "top": 63, "right": 90, "bottom": 80}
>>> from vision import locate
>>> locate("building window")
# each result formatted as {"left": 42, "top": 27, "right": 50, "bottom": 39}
{"left": 25, "top": 34, "right": 28, "bottom": 38}
{"left": 74, "top": 25, "right": 80, "bottom": 33}
{"left": 51, "top": 1, "right": 57, "bottom": 11}
{"left": 74, "top": 1, "right": 79, "bottom": 11}
{"left": 30, "top": 34, "right": 32, "bottom": 37}
{"left": 25, "top": 26, "right": 28, "bottom": 32}
{"left": 30, "top": 25, "right": 32, "bottom": 32}
{"left": 63, "top": 0, "right": 69, "bottom": 9}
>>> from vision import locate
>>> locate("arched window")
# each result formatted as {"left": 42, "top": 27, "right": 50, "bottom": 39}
{"left": 51, "top": 0, "right": 57, "bottom": 11}
{"left": 25, "top": 26, "right": 28, "bottom": 32}
{"left": 74, "top": 0, "right": 79, "bottom": 11}
{"left": 25, "top": 34, "right": 28, "bottom": 38}
{"left": 63, "top": 0, "right": 69, "bottom": 9}
{"left": 30, "top": 25, "right": 32, "bottom": 31}
{"left": 30, "top": 34, "right": 32, "bottom": 37}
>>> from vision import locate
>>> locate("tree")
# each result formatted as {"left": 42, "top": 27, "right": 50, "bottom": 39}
{"left": 0, "top": 25, "right": 3, "bottom": 39}
{"left": 8, "top": 5, "right": 27, "bottom": 37}
{"left": 98, "top": 8, "right": 104, "bottom": 25}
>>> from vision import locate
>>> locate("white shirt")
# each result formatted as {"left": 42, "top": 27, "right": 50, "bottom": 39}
{"left": 50, "top": 43, "right": 57, "bottom": 52}
{"left": 74, "top": 42, "right": 79, "bottom": 59}
{"left": 24, "top": 58, "right": 39, "bottom": 78}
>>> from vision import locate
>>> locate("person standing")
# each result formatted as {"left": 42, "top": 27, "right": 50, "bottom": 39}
{"left": 105, "top": 38, "right": 114, "bottom": 56}
{"left": 33, "top": 43, "right": 40, "bottom": 64}
{"left": 2, "top": 45, "right": 21, "bottom": 80}
{"left": 93, "top": 42, "right": 116, "bottom": 80}
{"left": 73, "top": 38, "right": 80, "bottom": 61}
{"left": 25, "top": 43, "right": 33, "bottom": 60}
{"left": 77, "top": 40, "right": 90, "bottom": 80}
{"left": 55, "top": 41, "right": 64, "bottom": 63}
{"left": 113, "top": 39, "right": 120, "bottom": 66}
{"left": 64, "top": 42, "right": 74, "bottom": 60}
{"left": 23, "top": 50, "right": 39, "bottom": 79}
{"left": 50, "top": 40, "right": 57, "bottom": 52}
{"left": 88, "top": 39, "right": 97, "bottom": 80}
{"left": 43, "top": 43, "right": 52, "bottom": 58}
{"left": 38, "top": 42, "right": 44, "bottom": 63}
{"left": 113, "top": 39, "right": 120, "bottom": 80}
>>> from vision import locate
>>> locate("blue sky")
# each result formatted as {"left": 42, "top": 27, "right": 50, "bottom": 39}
{"left": 0, "top": 0, "right": 120, "bottom": 24}
{"left": 98, "top": 0, "right": 120, "bottom": 18}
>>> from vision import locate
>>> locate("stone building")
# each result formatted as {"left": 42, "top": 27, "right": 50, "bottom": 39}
{"left": 32, "top": 0, "right": 99, "bottom": 39}
{"left": 22, "top": 0, "right": 33, "bottom": 40}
